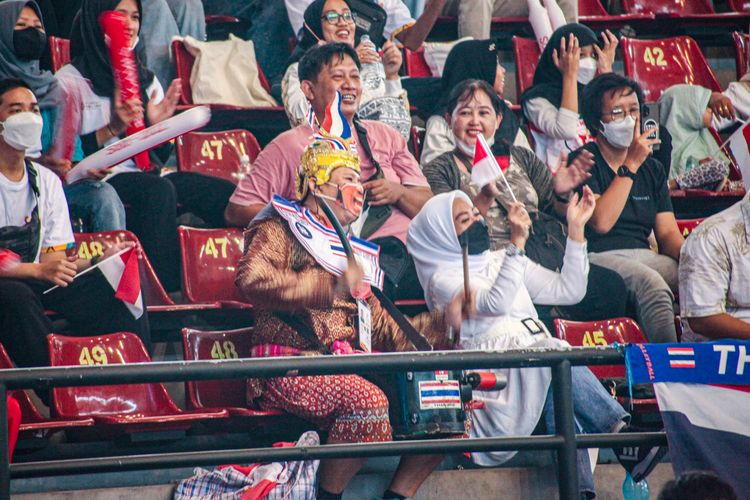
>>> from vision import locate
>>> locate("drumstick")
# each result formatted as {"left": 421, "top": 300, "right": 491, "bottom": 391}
{"left": 459, "top": 245, "right": 469, "bottom": 347}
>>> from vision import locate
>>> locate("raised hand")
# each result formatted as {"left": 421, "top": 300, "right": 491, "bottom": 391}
{"left": 381, "top": 40, "right": 402, "bottom": 79}
{"left": 554, "top": 150, "right": 594, "bottom": 198}
{"left": 708, "top": 92, "right": 736, "bottom": 121}
{"left": 110, "top": 90, "right": 143, "bottom": 135}
{"left": 566, "top": 185, "right": 596, "bottom": 240}
{"left": 624, "top": 116, "right": 661, "bottom": 171}
{"left": 146, "top": 79, "right": 181, "bottom": 125}
{"left": 507, "top": 202, "right": 532, "bottom": 250}
{"left": 552, "top": 33, "right": 580, "bottom": 79}
{"left": 593, "top": 30, "right": 618, "bottom": 74}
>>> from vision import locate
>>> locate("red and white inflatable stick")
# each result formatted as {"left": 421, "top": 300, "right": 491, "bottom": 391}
{"left": 99, "top": 11, "right": 150, "bottom": 170}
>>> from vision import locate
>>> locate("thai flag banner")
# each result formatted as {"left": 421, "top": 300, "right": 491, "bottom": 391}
{"left": 625, "top": 341, "right": 750, "bottom": 494}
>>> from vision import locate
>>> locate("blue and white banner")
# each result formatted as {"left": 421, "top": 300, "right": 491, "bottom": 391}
{"left": 272, "top": 195, "right": 384, "bottom": 289}
{"left": 626, "top": 341, "right": 750, "bottom": 497}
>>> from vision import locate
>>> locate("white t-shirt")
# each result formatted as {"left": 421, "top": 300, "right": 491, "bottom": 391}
{"left": 55, "top": 64, "right": 165, "bottom": 176}
{"left": 285, "top": 0, "right": 414, "bottom": 39}
{"left": 0, "top": 161, "right": 73, "bottom": 262}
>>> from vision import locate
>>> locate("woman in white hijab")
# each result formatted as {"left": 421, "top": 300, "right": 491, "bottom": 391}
{"left": 407, "top": 189, "right": 664, "bottom": 490}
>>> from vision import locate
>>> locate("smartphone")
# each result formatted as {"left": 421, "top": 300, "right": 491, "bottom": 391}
{"left": 642, "top": 103, "right": 660, "bottom": 151}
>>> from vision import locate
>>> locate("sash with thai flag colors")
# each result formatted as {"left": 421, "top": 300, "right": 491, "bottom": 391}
{"left": 727, "top": 120, "right": 750, "bottom": 190}
{"left": 271, "top": 195, "right": 384, "bottom": 289}
{"left": 626, "top": 341, "right": 750, "bottom": 494}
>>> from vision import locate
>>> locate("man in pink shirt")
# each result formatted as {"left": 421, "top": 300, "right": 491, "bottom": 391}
{"left": 225, "top": 43, "right": 432, "bottom": 299}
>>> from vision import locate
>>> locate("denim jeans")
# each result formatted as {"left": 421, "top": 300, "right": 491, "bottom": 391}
{"left": 64, "top": 179, "right": 126, "bottom": 232}
{"left": 543, "top": 366, "right": 630, "bottom": 497}
{"left": 140, "top": 0, "right": 206, "bottom": 87}
{"left": 589, "top": 248, "right": 679, "bottom": 343}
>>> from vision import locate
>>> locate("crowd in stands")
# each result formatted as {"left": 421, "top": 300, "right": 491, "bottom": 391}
{"left": 0, "top": 0, "right": 749, "bottom": 497}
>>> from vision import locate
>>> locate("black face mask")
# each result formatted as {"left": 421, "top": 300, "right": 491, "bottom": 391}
{"left": 458, "top": 219, "right": 491, "bottom": 255}
{"left": 13, "top": 27, "right": 47, "bottom": 61}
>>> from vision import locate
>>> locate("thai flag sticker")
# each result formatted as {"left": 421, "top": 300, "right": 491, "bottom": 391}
{"left": 418, "top": 380, "right": 461, "bottom": 410}
{"left": 668, "top": 347, "right": 696, "bottom": 368}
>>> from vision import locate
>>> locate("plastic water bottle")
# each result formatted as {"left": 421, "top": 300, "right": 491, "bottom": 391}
{"left": 359, "top": 35, "right": 385, "bottom": 91}
{"left": 622, "top": 472, "right": 650, "bottom": 500}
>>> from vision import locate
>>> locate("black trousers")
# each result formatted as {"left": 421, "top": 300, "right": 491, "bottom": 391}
{"left": 0, "top": 278, "right": 151, "bottom": 368}
{"left": 371, "top": 236, "right": 424, "bottom": 301}
{"left": 108, "top": 171, "right": 235, "bottom": 292}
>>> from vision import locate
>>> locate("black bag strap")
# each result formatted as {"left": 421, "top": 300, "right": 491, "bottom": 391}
{"left": 274, "top": 312, "right": 330, "bottom": 354}
{"left": 353, "top": 117, "right": 383, "bottom": 181}
{"left": 370, "top": 286, "right": 433, "bottom": 351}
{"left": 353, "top": 117, "right": 391, "bottom": 240}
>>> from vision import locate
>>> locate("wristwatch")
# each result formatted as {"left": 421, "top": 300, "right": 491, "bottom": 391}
{"left": 506, "top": 243, "right": 525, "bottom": 258}
{"left": 617, "top": 165, "right": 637, "bottom": 181}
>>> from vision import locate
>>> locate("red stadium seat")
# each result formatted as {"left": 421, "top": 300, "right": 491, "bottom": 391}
{"left": 47, "top": 332, "right": 228, "bottom": 432}
{"left": 403, "top": 46, "right": 433, "bottom": 78}
{"left": 578, "top": 0, "right": 655, "bottom": 28}
{"left": 0, "top": 343, "right": 95, "bottom": 435}
{"left": 175, "top": 129, "right": 261, "bottom": 184}
{"left": 676, "top": 218, "right": 704, "bottom": 238}
{"left": 554, "top": 318, "right": 658, "bottom": 415}
{"left": 48, "top": 36, "right": 70, "bottom": 73}
{"left": 621, "top": 0, "right": 750, "bottom": 26}
{"left": 74, "top": 231, "right": 221, "bottom": 312}
{"left": 512, "top": 36, "right": 541, "bottom": 99}
{"left": 620, "top": 36, "right": 721, "bottom": 103}
{"left": 177, "top": 226, "right": 250, "bottom": 307}
{"left": 181, "top": 327, "right": 284, "bottom": 419}
{"left": 729, "top": 0, "right": 750, "bottom": 11}
{"left": 733, "top": 31, "right": 750, "bottom": 80}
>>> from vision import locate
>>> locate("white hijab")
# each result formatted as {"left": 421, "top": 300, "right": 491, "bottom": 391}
{"left": 407, "top": 190, "right": 492, "bottom": 310}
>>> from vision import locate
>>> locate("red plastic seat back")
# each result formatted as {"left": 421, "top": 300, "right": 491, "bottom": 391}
{"left": 403, "top": 46, "right": 432, "bottom": 77}
{"left": 676, "top": 218, "right": 704, "bottom": 237}
{"left": 578, "top": 0, "right": 608, "bottom": 16}
{"left": 175, "top": 130, "right": 261, "bottom": 184}
{"left": 555, "top": 317, "right": 647, "bottom": 378}
{"left": 47, "top": 332, "right": 179, "bottom": 419}
{"left": 172, "top": 40, "right": 196, "bottom": 105}
{"left": 73, "top": 231, "right": 173, "bottom": 306}
{"left": 0, "top": 344, "right": 48, "bottom": 424}
{"left": 729, "top": 0, "right": 750, "bottom": 11}
{"left": 48, "top": 36, "right": 70, "bottom": 73}
{"left": 182, "top": 327, "right": 253, "bottom": 409}
{"left": 621, "top": 0, "right": 713, "bottom": 15}
{"left": 177, "top": 227, "right": 246, "bottom": 304}
{"left": 512, "top": 37, "right": 541, "bottom": 99}
{"left": 733, "top": 31, "right": 750, "bottom": 80}
{"left": 621, "top": 36, "right": 721, "bottom": 103}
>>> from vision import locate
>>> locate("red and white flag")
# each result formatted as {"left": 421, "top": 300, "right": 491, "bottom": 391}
{"left": 471, "top": 134, "right": 517, "bottom": 201}
{"left": 726, "top": 120, "right": 750, "bottom": 190}
{"left": 97, "top": 247, "right": 143, "bottom": 319}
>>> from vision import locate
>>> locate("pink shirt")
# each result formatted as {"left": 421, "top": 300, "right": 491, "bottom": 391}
{"left": 229, "top": 120, "right": 429, "bottom": 242}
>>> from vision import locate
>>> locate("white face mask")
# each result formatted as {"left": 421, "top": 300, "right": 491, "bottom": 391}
{"left": 600, "top": 115, "right": 636, "bottom": 150}
{"left": 1, "top": 112, "right": 43, "bottom": 152}
{"left": 456, "top": 134, "right": 494, "bottom": 157}
{"left": 577, "top": 57, "right": 597, "bottom": 85}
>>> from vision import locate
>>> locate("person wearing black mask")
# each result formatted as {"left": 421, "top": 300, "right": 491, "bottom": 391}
{"left": 0, "top": 0, "right": 126, "bottom": 234}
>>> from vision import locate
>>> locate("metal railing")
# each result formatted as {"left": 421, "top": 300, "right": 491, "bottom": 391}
{"left": 0, "top": 347, "right": 667, "bottom": 500}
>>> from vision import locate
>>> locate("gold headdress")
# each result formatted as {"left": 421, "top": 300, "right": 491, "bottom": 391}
{"left": 296, "top": 92, "right": 360, "bottom": 199}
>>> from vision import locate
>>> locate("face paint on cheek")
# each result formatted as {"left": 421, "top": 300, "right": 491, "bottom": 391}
{"left": 337, "top": 183, "right": 364, "bottom": 217}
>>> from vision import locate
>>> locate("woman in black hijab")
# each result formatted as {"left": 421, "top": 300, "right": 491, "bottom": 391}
{"left": 520, "top": 23, "right": 618, "bottom": 171}
{"left": 420, "top": 39, "right": 523, "bottom": 165}
{"left": 55, "top": 0, "right": 236, "bottom": 292}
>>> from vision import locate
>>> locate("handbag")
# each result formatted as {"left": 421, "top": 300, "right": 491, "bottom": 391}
{"left": 353, "top": 118, "right": 392, "bottom": 240}
{"left": 346, "top": 0, "right": 387, "bottom": 44}
{"left": 524, "top": 211, "right": 568, "bottom": 272}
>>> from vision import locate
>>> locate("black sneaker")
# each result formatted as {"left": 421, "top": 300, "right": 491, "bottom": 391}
{"left": 613, "top": 425, "right": 667, "bottom": 482}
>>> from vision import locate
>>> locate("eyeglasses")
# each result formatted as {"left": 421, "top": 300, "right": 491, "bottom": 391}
{"left": 604, "top": 107, "right": 641, "bottom": 123}
{"left": 321, "top": 11, "right": 356, "bottom": 25}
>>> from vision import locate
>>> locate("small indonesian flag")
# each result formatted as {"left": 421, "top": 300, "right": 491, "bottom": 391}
{"left": 727, "top": 121, "right": 750, "bottom": 190}
{"left": 470, "top": 134, "right": 503, "bottom": 188}
{"left": 97, "top": 246, "right": 143, "bottom": 319}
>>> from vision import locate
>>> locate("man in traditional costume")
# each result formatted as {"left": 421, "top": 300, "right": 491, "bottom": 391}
{"left": 235, "top": 93, "right": 448, "bottom": 500}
